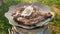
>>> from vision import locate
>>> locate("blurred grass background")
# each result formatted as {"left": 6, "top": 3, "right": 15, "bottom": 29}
{"left": 0, "top": 0, "right": 60, "bottom": 34}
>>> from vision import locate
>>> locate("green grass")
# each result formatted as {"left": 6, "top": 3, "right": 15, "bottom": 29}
{"left": 42, "top": 0, "right": 60, "bottom": 8}
{"left": 0, "top": 0, "right": 21, "bottom": 34}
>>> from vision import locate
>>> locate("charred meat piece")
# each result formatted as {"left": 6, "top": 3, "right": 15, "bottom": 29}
{"left": 12, "top": 6, "right": 52, "bottom": 25}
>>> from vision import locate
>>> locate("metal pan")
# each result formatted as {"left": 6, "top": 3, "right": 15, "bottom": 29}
{"left": 5, "top": 2, "right": 54, "bottom": 29}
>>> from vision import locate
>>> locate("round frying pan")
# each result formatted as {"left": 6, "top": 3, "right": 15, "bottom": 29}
{"left": 5, "top": 2, "right": 54, "bottom": 29}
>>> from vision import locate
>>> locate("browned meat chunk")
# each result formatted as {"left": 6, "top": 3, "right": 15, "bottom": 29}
{"left": 12, "top": 6, "right": 52, "bottom": 25}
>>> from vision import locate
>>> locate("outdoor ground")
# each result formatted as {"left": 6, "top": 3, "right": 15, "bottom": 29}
{"left": 0, "top": 0, "right": 60, "bottom": 34}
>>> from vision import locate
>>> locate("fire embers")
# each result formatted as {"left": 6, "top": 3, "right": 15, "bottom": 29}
{"left": 12, "top": 6, "right": 52, "bottom": 25}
